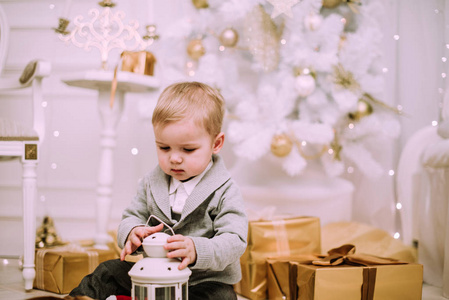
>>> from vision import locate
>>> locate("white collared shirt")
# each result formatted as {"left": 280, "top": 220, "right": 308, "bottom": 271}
{"left": 169, "top": 160, "right": 213, "bottom": 215}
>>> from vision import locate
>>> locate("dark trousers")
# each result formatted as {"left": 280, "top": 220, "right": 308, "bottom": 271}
{"left": 70, "top": 259, "right": 237, "bottom": 300}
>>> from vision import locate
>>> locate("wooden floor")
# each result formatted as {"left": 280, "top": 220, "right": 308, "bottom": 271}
{"left": 0, "top": 257, "right": 249, "bottom": 300}
{"left": 0, "top": 257, "right": 66, "bottom": 300}
{"left": 1, "top": 257, "right": 445, "bottom": 300}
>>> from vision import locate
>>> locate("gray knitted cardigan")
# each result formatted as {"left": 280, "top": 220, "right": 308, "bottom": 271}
{"left": 117, "top": 154, "right": 248, "bottom": 286}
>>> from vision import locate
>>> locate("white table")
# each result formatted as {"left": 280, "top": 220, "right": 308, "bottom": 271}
{"left": 62, "top": 70, "right": 160, "bottom": 248}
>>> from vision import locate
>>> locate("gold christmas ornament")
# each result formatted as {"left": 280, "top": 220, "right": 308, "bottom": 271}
{"left": 187, "top": 39, "right": 206, "bottom": 60}
{"left": 322, "top": 0, "right": 342, "bottom": 9}
{"left": 271, "top": 133, "right": 293, "bottom": 157}
{"left": 192, "top": 0, "right": 209, "bottom": 9}
{"left": 219, "top": 28, "right": 239, "bottom": 48}
{"left": 348, "top": 99, "right": 373, "bottom": 121}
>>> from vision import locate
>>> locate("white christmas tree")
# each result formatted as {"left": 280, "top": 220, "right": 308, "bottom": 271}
{"left": 157, "top": 0, "right": 401, "bottom": 178}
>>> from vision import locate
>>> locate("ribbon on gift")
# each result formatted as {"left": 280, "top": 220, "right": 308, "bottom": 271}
{"left": 110, "top": 51, "right": 156, "bottom": 108}
{"left": 312, "top": 244, "right": 407, "bottom": 267}
{"left": 312, "top": 244, "right": 407, "bottom": 300}
{"left": 35, "top": 243, "right": 100, "bottom": 290}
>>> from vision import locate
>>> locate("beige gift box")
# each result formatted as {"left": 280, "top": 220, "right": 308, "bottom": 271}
{"left": 234, "top": 216, "right": 321, "bottom": 300}
{"left": 285, "top": 244, "right": 423, "bottom": 300}
{"left": 33, "top": 245, "right": 118, "bottom": 294}
{"left": 267, "top": 255, "right": 318, "bottom": 300}
{"left": 289, "top": 262, "right": 423, "bottom": 300}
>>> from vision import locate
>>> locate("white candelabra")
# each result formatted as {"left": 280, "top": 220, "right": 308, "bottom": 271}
{"left": 56, "top": 0, "right": 161, "bottom": 249}
{"left": 53, "top": 0, "right": 158, "bottom": 69}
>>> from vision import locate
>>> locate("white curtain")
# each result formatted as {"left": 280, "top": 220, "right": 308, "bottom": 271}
{"left": 348, "top": 0, "right": 446, "bottom": 237}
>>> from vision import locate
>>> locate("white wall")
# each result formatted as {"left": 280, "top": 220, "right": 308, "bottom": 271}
{"left": 0, "top": 0, "right": 446, "bottom": 256}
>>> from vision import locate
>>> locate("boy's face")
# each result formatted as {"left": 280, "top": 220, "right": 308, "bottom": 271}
{"left": 154, "top": 119, "right": 224, "bottom": 181}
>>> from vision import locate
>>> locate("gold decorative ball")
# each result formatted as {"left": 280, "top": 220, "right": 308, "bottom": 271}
{"left": 348, "top": 99, "right": 373, "bottom": 120}
{"left": 187, "top": 39, "right": 206, "bottom": 60}
{"left": 322, "top": 0, "right": 342, "bottom": 9}
{"left": 219, "top": 28, "right": 239, "bottom": 48}
{"left": 192, "top": 0, "right": 209, "bottom": 9}
{"left": 271, "top": 134, "right": 293, "bottom": 157}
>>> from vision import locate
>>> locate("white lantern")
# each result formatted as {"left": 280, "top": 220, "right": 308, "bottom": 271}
{"left": 129, "top": 216, "right": 192, "bottom": 300}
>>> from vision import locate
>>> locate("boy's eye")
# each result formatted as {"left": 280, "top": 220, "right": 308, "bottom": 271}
{"left": 159, "top": 146, "right": 170, "bottom": 151}
{"left": 184, "top": 148, "right": 196, "bottom": 152}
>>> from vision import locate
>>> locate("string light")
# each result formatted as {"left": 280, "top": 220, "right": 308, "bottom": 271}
{"left": 432, "top": 120, "right": 438, "bottom": 126}
{"left": 393, "top": 34, "right": 400, "bottom": 40}
{"left": 347, "top": 166, "right": 354, "bottom": 174}
{"left": 51, "top": 163, "right": 58, "bottom": 169}
{"left": 53, "top": 131, "right": 60, "bottom": 137}
{"left": 393, "top": 232, "right": 400, "bottom": 239}
{"left": 396, "top": 203, "right": 402, "bottom": 210}
{"left": 388, "top": 169, "right": 395, "bottom": 176}
{"left": 131, "top": 148, "right": 139, "bottom": 155}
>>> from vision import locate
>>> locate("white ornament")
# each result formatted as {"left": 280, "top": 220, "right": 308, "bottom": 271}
{"left": 295, "top": 74, "right": 316, "bottom": 97}
{"left": 304, "top": 13, "right": 323, "bottom": 31}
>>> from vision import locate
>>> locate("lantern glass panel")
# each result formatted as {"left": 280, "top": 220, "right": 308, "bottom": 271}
{"left": 134, "top": 285, "right": 148, "bottom": 300}
{"left": 155, "top": 286, "right": 176, "bottom": 300}
{"left": 182, "top": 282, "right": 187, "bottom": 299}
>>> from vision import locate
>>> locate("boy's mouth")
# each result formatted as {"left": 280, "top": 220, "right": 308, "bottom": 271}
{"left": 171, "top": 169, "right": 184, "bottom": 173}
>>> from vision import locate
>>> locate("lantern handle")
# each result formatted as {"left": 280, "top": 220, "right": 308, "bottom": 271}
{"left": 145, "top": 214, "right": 175, "bottom": 236}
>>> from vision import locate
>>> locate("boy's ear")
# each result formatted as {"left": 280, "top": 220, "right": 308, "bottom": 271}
{"left": 212, "top": 132, "right": 225, "bottom": 154}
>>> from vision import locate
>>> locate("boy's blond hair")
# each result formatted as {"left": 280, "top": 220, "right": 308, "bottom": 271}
{"left": 152, "top": 81, "right": 225, "bottom": 138}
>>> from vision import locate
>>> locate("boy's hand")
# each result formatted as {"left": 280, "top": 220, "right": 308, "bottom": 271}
{"left": 164, "top": 235, "right": 196, "bottom": 270}
{"left": 120, "top": 223, "right": 164, "bottom": 261}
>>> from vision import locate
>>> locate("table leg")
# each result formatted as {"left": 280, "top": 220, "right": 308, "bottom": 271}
{"left": 22, "top": 160, "right": 37, "bottom": 290}
{"left": 94, "top": 89, "right": 125, "bottom": 249}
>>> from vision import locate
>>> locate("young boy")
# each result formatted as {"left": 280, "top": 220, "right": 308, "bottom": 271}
{"left": 68, "top": 81, "right": 248, "bottom": 300}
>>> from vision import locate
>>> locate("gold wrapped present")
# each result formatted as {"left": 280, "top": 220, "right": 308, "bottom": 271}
{"left": 289, "top": 244, "right": 423, "bottom": 300}
{"left": 321, "top": 221, "right": 417, "bottom": 263}
{"left": 235, "top": 216, "right": 321, "bottom": 300}
{"left": 33, "top": 245, "right": 118, "bottom": 294}
{"left": 267, "top": 255, "right": 317, "bottom": 300}
{"left": 120, "top": 51, "right": 156, "bottom": 76}
{"left": 110, "top": 50, "right": 157, "bottom": 107}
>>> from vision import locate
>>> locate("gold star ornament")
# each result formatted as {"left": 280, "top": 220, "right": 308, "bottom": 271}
{"left": 267, "top": 0, "right": 301, "bottom": 18}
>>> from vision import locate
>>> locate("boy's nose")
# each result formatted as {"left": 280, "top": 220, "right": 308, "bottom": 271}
{"left": 170, "top": 153, "right": 182, "bottom": 164}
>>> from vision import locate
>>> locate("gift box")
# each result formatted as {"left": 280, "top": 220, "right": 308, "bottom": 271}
{"left": 289, "top": 244, "right": 423, "bottom": 300}
{"left": 267, "top": 255, "right": 317, "bottom": 300}
{"left": 33, "top": 245, "right": 118, "bottom": 294}
{"left": 235, "top": 216, "right": 321, "bottom": 300}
